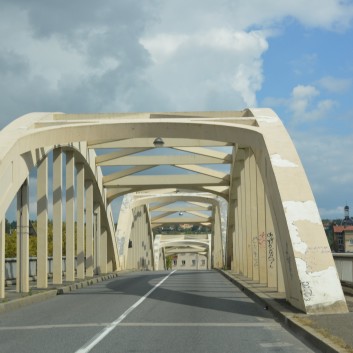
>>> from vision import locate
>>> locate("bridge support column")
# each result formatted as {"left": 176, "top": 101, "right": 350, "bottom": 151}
{"left": 256, "top": 162, "right": 267, "bottom": 285}
{"left": 37, "top": 156, "right": 48, "bottom": 288}
{"left": 93, "top": 203, "right": 101, "bottom": 275}
{"left": 76, "top": 163, "right": 85, "bottom": 280}
{"left": 66, "top": 151, "right": 75, "bottom": 282}
{"left": 244, "top": 149, "right": 253, "bottom": 279}
{"left": 153, "top": 234, "right": 161, "bottom": 271}
{"left": 265, "top": 196, "right": 277, "bottom": 288}
{"left": 0, "top": 218, "right": 5, "bottom": 298}
{"left": 239, "top": 158, "right": 246, "bottom": 275}
{"left": 53, "top": 148, "right": 63, "bottom": 284}
{"left": 17, "top": 179, "right": 29, "bottom": 293}
{"left": 249, "top": 150, "right": 259, "bottom": 281}
{"left": 85, "top": 180, "right": 94, "bottom": 277}
{"left": 207, "top": 234, "right": 212, "bottom": 270}
{"left": 212, "top": 205, "right": 223, "bottom": 268}
{"left": 233, "top": 196, "right": 240, "bottom": 274}
{"left": 100, "top": 227, "right": 108, "bottom": 274}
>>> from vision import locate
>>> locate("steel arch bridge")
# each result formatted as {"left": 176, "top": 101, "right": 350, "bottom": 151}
{"left": 0, "top": 108, "right": 347, "bottom": 314}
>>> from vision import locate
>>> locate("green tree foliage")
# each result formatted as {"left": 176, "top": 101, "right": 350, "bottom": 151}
{"left": 5, "top": 219, "right": 66, "bottom": 258}
{"left": 166, "top": 255, "right": 173, "bottom": 270}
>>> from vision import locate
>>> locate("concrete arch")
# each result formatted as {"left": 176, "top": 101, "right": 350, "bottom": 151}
{"left": 115, "top": 192, "right": 225, "bottom": 271}
{"left": 0, "top": 109, "right": 347, "bottom": 314}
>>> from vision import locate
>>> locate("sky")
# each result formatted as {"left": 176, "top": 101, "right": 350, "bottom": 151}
{"left": 0, "top": 0, "right": 353, "bottom": 219}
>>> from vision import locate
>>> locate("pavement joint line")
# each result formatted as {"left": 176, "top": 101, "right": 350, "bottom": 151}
{"left": 218, "top": 269, "right": 351, "bottom": 353}
{"left": 0, "top": 322, "right": 282, "bottom": 330}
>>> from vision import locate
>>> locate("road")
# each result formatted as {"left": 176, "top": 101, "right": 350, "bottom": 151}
{"left": 0, "top": 270, "right": 318, "bottom": 353}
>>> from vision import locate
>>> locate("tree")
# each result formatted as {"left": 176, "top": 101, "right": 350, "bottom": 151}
{"left": 166, "top": 255, "right": 173, "bottom": 270}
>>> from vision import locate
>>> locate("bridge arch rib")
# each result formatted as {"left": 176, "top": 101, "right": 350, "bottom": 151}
{"left": 0, "top": 109, "right": 347, "bottom": 314}
{"left": 115, "top": 192, "right": 226, "bottom": 272}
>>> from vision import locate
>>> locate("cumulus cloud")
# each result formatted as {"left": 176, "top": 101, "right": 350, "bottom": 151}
{"left": 141, "top": 29, "right": 268, "bottom": 109}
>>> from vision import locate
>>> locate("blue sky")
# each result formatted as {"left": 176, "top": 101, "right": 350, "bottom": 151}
{"left": 0, "top": 0, "right": 353, "bottom": 219}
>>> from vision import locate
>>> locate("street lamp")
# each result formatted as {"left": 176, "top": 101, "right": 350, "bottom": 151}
{"left": 153, "top": 137, "right": 165, "bottom": 147}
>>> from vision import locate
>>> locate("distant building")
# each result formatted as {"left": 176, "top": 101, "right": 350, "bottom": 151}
{"left": 332, "top": 205, "right": 353, "bottom": 252}
{"left": 171, "top": 253, "right": 208, "bottom": 270}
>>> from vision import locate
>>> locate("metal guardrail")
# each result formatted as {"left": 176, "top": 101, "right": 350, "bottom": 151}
{"left": 4, "top": 257, "right": 68, "bottom": 281}
{"left": 333, "top": 253, "right": 353, "bottom": 284}
{"left": 4, "top": 254, "right": 353, "bottom": 284}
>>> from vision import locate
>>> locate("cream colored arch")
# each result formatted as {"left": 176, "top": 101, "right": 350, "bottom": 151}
{"left": 115, "top": 192, "right": 225, "bottom": 271}
{"left": 0, "top": 109, "right": 347, "bottom": 314}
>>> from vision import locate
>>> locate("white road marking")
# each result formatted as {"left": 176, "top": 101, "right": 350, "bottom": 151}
{"left": 75, "top": 270, "right": 176, "bottom": 353}
{"left": 260, "top": 342, "right": 293, "bottom": 347}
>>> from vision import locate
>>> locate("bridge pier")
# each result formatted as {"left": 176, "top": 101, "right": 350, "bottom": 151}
{"left": 53, "top": 148, "right": 63, "bottom": 285}
{"left": 16, "top": 179, "right": 29, "bottom": 293}
{"left": 66, "top": 151, "right": 75, "bottom": 282}
{"left": 0, "top": 219, "right": 5, "bottom": 298}
{"left": 76, "top": 162, "right": 85, "bottom": 280}
{"left": 85, "top": 180, "right": 94, "bottom": 277}
{"left": 37, "top": 155, "right": 48, "bottom": 288}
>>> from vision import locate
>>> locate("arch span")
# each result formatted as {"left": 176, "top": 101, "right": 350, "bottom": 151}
{"left": 0, "top": 109, "right": 347, "bottom": 314}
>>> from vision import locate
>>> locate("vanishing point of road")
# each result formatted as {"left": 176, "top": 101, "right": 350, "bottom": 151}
{"left": 0, "top": 270, "right": 318, "bottom": 353}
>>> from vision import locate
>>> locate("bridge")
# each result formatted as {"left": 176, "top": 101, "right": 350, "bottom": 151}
{"left": 0, "top": 108, "right": 348, "bottom": 316}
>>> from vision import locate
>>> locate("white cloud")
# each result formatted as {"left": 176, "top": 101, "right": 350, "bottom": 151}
{"left": 141, "top": 29, "right": 268, "bottom": 109}
{"left": 288, "top": 85, "right": 336, "bottom": 122}
{"left": 318, "top": 76, "right": 352, "bottom": 93}
{"left": 319, "top": 206, "right": 345, "bottom": 219}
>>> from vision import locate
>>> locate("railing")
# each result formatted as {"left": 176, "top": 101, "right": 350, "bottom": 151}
{"left": 4, "top": 254, "right": 353, "bottom": 284}
{"left": 333, "top": 253, "right": 353, "bottom": 284}
{"left": 4, "top": 257, "right": 68, "bottom": 282}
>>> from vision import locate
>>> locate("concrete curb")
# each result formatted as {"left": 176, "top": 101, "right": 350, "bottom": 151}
{"left": 0, "top": 272, "right": 120, "bottom": 314}
{"left": 219, "top": 270, "right": 350, "bottom": 353}
{"left": 0, "top": 289, "right": 58, "bottom": 314}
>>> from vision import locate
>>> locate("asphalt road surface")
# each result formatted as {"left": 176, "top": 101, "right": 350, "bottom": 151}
{"left": 0, "top": 270, "right": 318, "bottom": 353}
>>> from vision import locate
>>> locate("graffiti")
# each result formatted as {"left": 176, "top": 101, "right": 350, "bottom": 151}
{"left": 301, "top": 281, "right": 313, "bottom": 302}
{"left": 258, "top": 232, "right": 266, "bottom": 247}
{"left": 267, "top": 232, "right": 275, "bottom": 268}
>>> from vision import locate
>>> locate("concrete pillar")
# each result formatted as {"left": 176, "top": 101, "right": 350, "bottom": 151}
{"left": 249, "top": 150, "right": 259, "bottom": 281}
{"left": 93, "top": 203, "right": 101, "bottom": 275}
{"left": 17, "top": 179, "right": 29, "bottom": 293}
{"left": 52, "top": 148, "right": 63, "bottom": 284}
{"left": 85, "top": 180, "right": 94, "bottom": 277}
{"left": 277, "top": 244, "right": 285, "bottom": 292}
{"left": 237, "top": 161, "right": 244, "bottom": 275}
{"left": 153, "top": 234, "right": 161, "bottom": 271}
{"left": 256, "top": 162, "right": 267, "bottom": 284}
{"left": 207, "top": 233, "right": 212, "bottom": 270}
{"left": 244, "top": 149, "right": 253, "bottom": 279}
{"left": 37, "top": 156, "right": 48, "bottom": 288}
{"left": 107, "top": 242, "right": 114, "bottom": 273}
{"left": 233, "top": 196, "right": 240, "bottom": 274}
{"left": 100, "top": 226, "right": 108, "bottom": 274}
{"left": 0, "top": 218, "right": 5, "bottom": 298}
{"left": 76, "top": 163, "right": 85, "bottom": 280}
{"left": 65, "top": 151, "right": 75, "bottom": 282}
{"left": 265, "top": 195, "right": 277, "bottom": 288}
{"left": 240, "top": 159, "right": 247, "bottom": 276}
{"left": 213, "top": 205, "right": 223, "bottom": 268}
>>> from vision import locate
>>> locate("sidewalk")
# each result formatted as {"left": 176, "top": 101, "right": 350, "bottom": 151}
{"left": 220, "top": 270, "right": 353, "bottom": 353}
{"left": 0, "top": 272, "right": 120, "bottom": 314}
